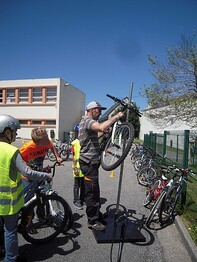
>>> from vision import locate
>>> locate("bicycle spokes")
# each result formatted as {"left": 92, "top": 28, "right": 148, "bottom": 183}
{"left": 101, "top": 122, "right": 134, "bottom": 171}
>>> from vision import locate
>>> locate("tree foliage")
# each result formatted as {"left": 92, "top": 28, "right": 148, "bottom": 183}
{"left": 113, "top": 102, "right": 141, "bottom": 138}
{"left": 143, "top": 33, "right": 197, "bottom": 128}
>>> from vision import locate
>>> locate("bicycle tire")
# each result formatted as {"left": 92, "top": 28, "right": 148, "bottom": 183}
{"left": 63, "top": 201, "right": 73, "bottom": 231}
{"left": 143, "top": 180, "right": 161, "bottom": 207}
{"left": 159, "top": 185, "right": 179, "bottom": 225}
{"left": 21, "top": 194, "right": 71, "bottom": 244}
{"left": 133, "top": 159, "right": 142, "bottom": 171}
{"left": 131, "top": 154, "right": 140, "bottom": 164}
{"left": 101, "top": 122, "right": 134, "bottom": 171}
{"left": 47, "top": 149, "right": 56, "bottom": 162}
{"left": 143, "top": 190, "right": 154, "bottom": 207}
{"left": 137, "top": 167, "right": 157, "bottom": 187}
{"left": 146, "top": 190, "right": 166, "bottom": 228}
{"left": 60, "top": 147, "right": 70, "bottom": 160}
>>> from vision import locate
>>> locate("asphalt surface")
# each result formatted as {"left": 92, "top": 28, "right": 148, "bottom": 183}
{"left": 12, "top": 139, "right": 197, "bottom": 262}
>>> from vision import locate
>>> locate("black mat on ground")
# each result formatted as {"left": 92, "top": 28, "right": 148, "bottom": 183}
{"left": 92, "top": 216, "right": 146, "bottom": 243}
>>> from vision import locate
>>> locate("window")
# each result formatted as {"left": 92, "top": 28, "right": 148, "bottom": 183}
{"left": 19, "top": 120, "right": 29, "bottom": 125}
{"left": 0, "top": 89, "right": 2, "bottom": 103}
{"left": 46, "top": 87, "right": 57, "bottom": 102}
{"left": 45, "top": 120, "right": 56, "bottom": 125}
{"left": 6, "top": 89, "right": 15, "bottom": 103}
{"left": 19, "top": 88, "right": 29, "bottom": 103}
{"left": 32, "top": 120, "right": 42, "bottom": 125}
{"left": 32, "top": 88, "right": 42, "bottom": 102}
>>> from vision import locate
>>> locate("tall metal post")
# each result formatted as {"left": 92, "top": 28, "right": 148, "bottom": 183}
{"left": 126, "top": 81, "right": 133, "bottom": 121}
{"left": 116, "top": 81, "right": 133, "bottom": 214}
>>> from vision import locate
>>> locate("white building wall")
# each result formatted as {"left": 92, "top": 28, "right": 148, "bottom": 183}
{"left": 0, "top": 105, "right": 57, "bottom": 139}
{"left": 139, "top": 113, "right": 194, "bottom": 141}
{"left": 0, "top": 78, "right": 60, "bottom": 88}
{"left": 0, "top": 78, "right": 86, "bottom": 141}
{"left": 58, "top": 79, "right": 85, "bottom": 141}
{"left": 0, "top": 105, "right": 56, "bottom": 118}
{"left": 139, "top": 115, "right": 163, "bottom": 140}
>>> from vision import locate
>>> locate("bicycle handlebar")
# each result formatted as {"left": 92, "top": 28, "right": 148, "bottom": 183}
{"left": 106, "top": 94, "right": 142, "bottom": 117}
{"left": 167, "top": 166, "right": 196, "bottom": 182}
{"left": 47, "top": 160, "right": 65, "bottom": 177}
{"left": 28, "top": 160, "right": 65, "bottom": 178}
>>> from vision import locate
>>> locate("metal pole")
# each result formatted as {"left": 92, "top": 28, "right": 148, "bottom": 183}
{"left": 115, "top": 160, "right": 125, "bottom": 216}
{"left": 126, "top": 81, "right": 133, "bottom": 122}
{"left": 116, "top": 81, "right": 133, "bottom": 215}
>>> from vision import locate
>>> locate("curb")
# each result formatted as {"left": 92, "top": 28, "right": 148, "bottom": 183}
{"left": 175, "top": 216, "right": 197, "bottom": 262}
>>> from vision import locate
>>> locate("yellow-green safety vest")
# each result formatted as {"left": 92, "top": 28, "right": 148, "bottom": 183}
{"left": 71, "top": 139, "right": 84, "bottom": 178}
{"left": 0, "top": 142, "right": 24, "bottom": 215}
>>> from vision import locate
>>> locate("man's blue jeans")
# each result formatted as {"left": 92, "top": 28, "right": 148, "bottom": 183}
{"left": 3, "top": 213, "right": 19, "bottom": 262}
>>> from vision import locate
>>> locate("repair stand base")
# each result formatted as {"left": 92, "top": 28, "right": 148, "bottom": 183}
{"left": 92, "top": 215, "right": 146, "bottom": 243}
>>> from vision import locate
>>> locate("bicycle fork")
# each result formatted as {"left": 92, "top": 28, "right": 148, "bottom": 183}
{"left": 111, "top": 122, "right": 122, "bottom": 148}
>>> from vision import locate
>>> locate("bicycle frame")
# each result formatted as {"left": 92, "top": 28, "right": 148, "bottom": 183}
{"left": 99, "top": 94, "right": 141, "bottom": 171}
{"left": 17, "top": 161, "right": 73, "bottom": 244}
{"left": 22, "top": 161, "right": 63, "bottom": 218}
{"left": 150, "top": 179, "right": 167, "bottom": 201}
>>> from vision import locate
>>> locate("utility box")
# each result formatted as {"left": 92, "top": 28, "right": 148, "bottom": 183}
{"left": 50, "top": 129, "right": 55, "bottom": 139}
{"left": 64, "top": 131, "right": 75, "bottom": 142}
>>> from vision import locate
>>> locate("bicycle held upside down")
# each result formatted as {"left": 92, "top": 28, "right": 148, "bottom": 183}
{"left": 99, "top": 94, "right": 142, "bottom": 171}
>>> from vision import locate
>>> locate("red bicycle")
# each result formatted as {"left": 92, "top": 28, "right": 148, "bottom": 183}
{"left": 143, "top": 165, "right": 178, "bottom": 208}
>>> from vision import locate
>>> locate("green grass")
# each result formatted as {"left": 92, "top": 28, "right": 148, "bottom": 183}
{"left": 179, "top": 165, "right": 197, "bottom": 245}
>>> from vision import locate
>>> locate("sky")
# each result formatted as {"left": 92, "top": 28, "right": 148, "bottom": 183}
{"left": 0, "top": 0, "right": 196, "bottom": 110}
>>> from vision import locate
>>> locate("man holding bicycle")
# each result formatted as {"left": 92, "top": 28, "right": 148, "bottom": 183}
{"left": 78, "top": 101, "right": 124, "bottom": 231}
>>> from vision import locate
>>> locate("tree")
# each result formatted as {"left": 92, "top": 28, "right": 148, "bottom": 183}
{"left": 112, "top": 101, "right": 141, "bottom": 138}
{"left": 128, "top": 101, "right": 141, "bottom": 138}
{"left": 143, "top": 33, "right": 197, "bottom": 128}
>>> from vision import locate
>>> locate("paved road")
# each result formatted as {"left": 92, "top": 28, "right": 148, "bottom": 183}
{"left": 14, "top": 140, "right": 192, "bottom": 262}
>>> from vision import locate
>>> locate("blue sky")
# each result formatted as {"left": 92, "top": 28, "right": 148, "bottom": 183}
{"left": 0, "top": 0, "right": 196, "bottom": 110}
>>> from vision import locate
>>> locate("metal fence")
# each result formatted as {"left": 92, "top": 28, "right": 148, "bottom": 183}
{"left": 144, "top": 130, "right": 197, "bottom": 168}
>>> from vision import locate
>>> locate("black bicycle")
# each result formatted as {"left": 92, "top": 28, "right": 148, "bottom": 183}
{"left": 99, "top": 94, "right": 141, "bottom": 171}
{"left": 18, "top": 161, "right": 73, "bottom": 244}
{"left": 159, "top": 168, "right": 196, "bottom": 225}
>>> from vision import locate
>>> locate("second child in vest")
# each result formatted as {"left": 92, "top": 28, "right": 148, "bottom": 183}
{"left": 71, "top": 124, "right": 85, "bottom": 210}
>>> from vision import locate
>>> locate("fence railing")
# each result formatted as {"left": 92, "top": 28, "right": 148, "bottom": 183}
{"left": 144, "top": 130, "right": 197, "bottom": 168}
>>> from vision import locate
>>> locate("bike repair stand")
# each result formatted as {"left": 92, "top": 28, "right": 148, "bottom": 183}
{"left": 93, "top": 159, "right": 146, "bottom": 244}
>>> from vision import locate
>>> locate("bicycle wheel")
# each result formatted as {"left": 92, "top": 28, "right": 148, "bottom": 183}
{"left": 137, "top": 167, "right": 157, "bottom": 187}
{"left": 60, "top": 145, "right": 70, "bottom": 160}
{"left": 101, "top": 122, "right": 134, "bottom": 171}
{"left": 21, "top": 194, "right": 71, "bottom": 244}
{"left": 133, "top": 159, "right": 142, "bottom": 171}
{"left": 63, "top": 201, "right": 73, "bottom": 231}
{"left": 143, "top": 180, "right": 160, "bottom": 207}
{"left": 137, "top": 167, "right": 156, "bottom": 187}
{"left": 131, "top": 154, "right": 140, "bottom": 164}
{"left": 146, "top": 190, "right": 166, "bottom": 228}
{"left": 143, "top": 190, "right": 154, "bottom": 207}
{"left": 159, "top": 185, "right": 179, "bottom": 225}
{"left": 47, "top": 149, "right": 56, "bottom": 162}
